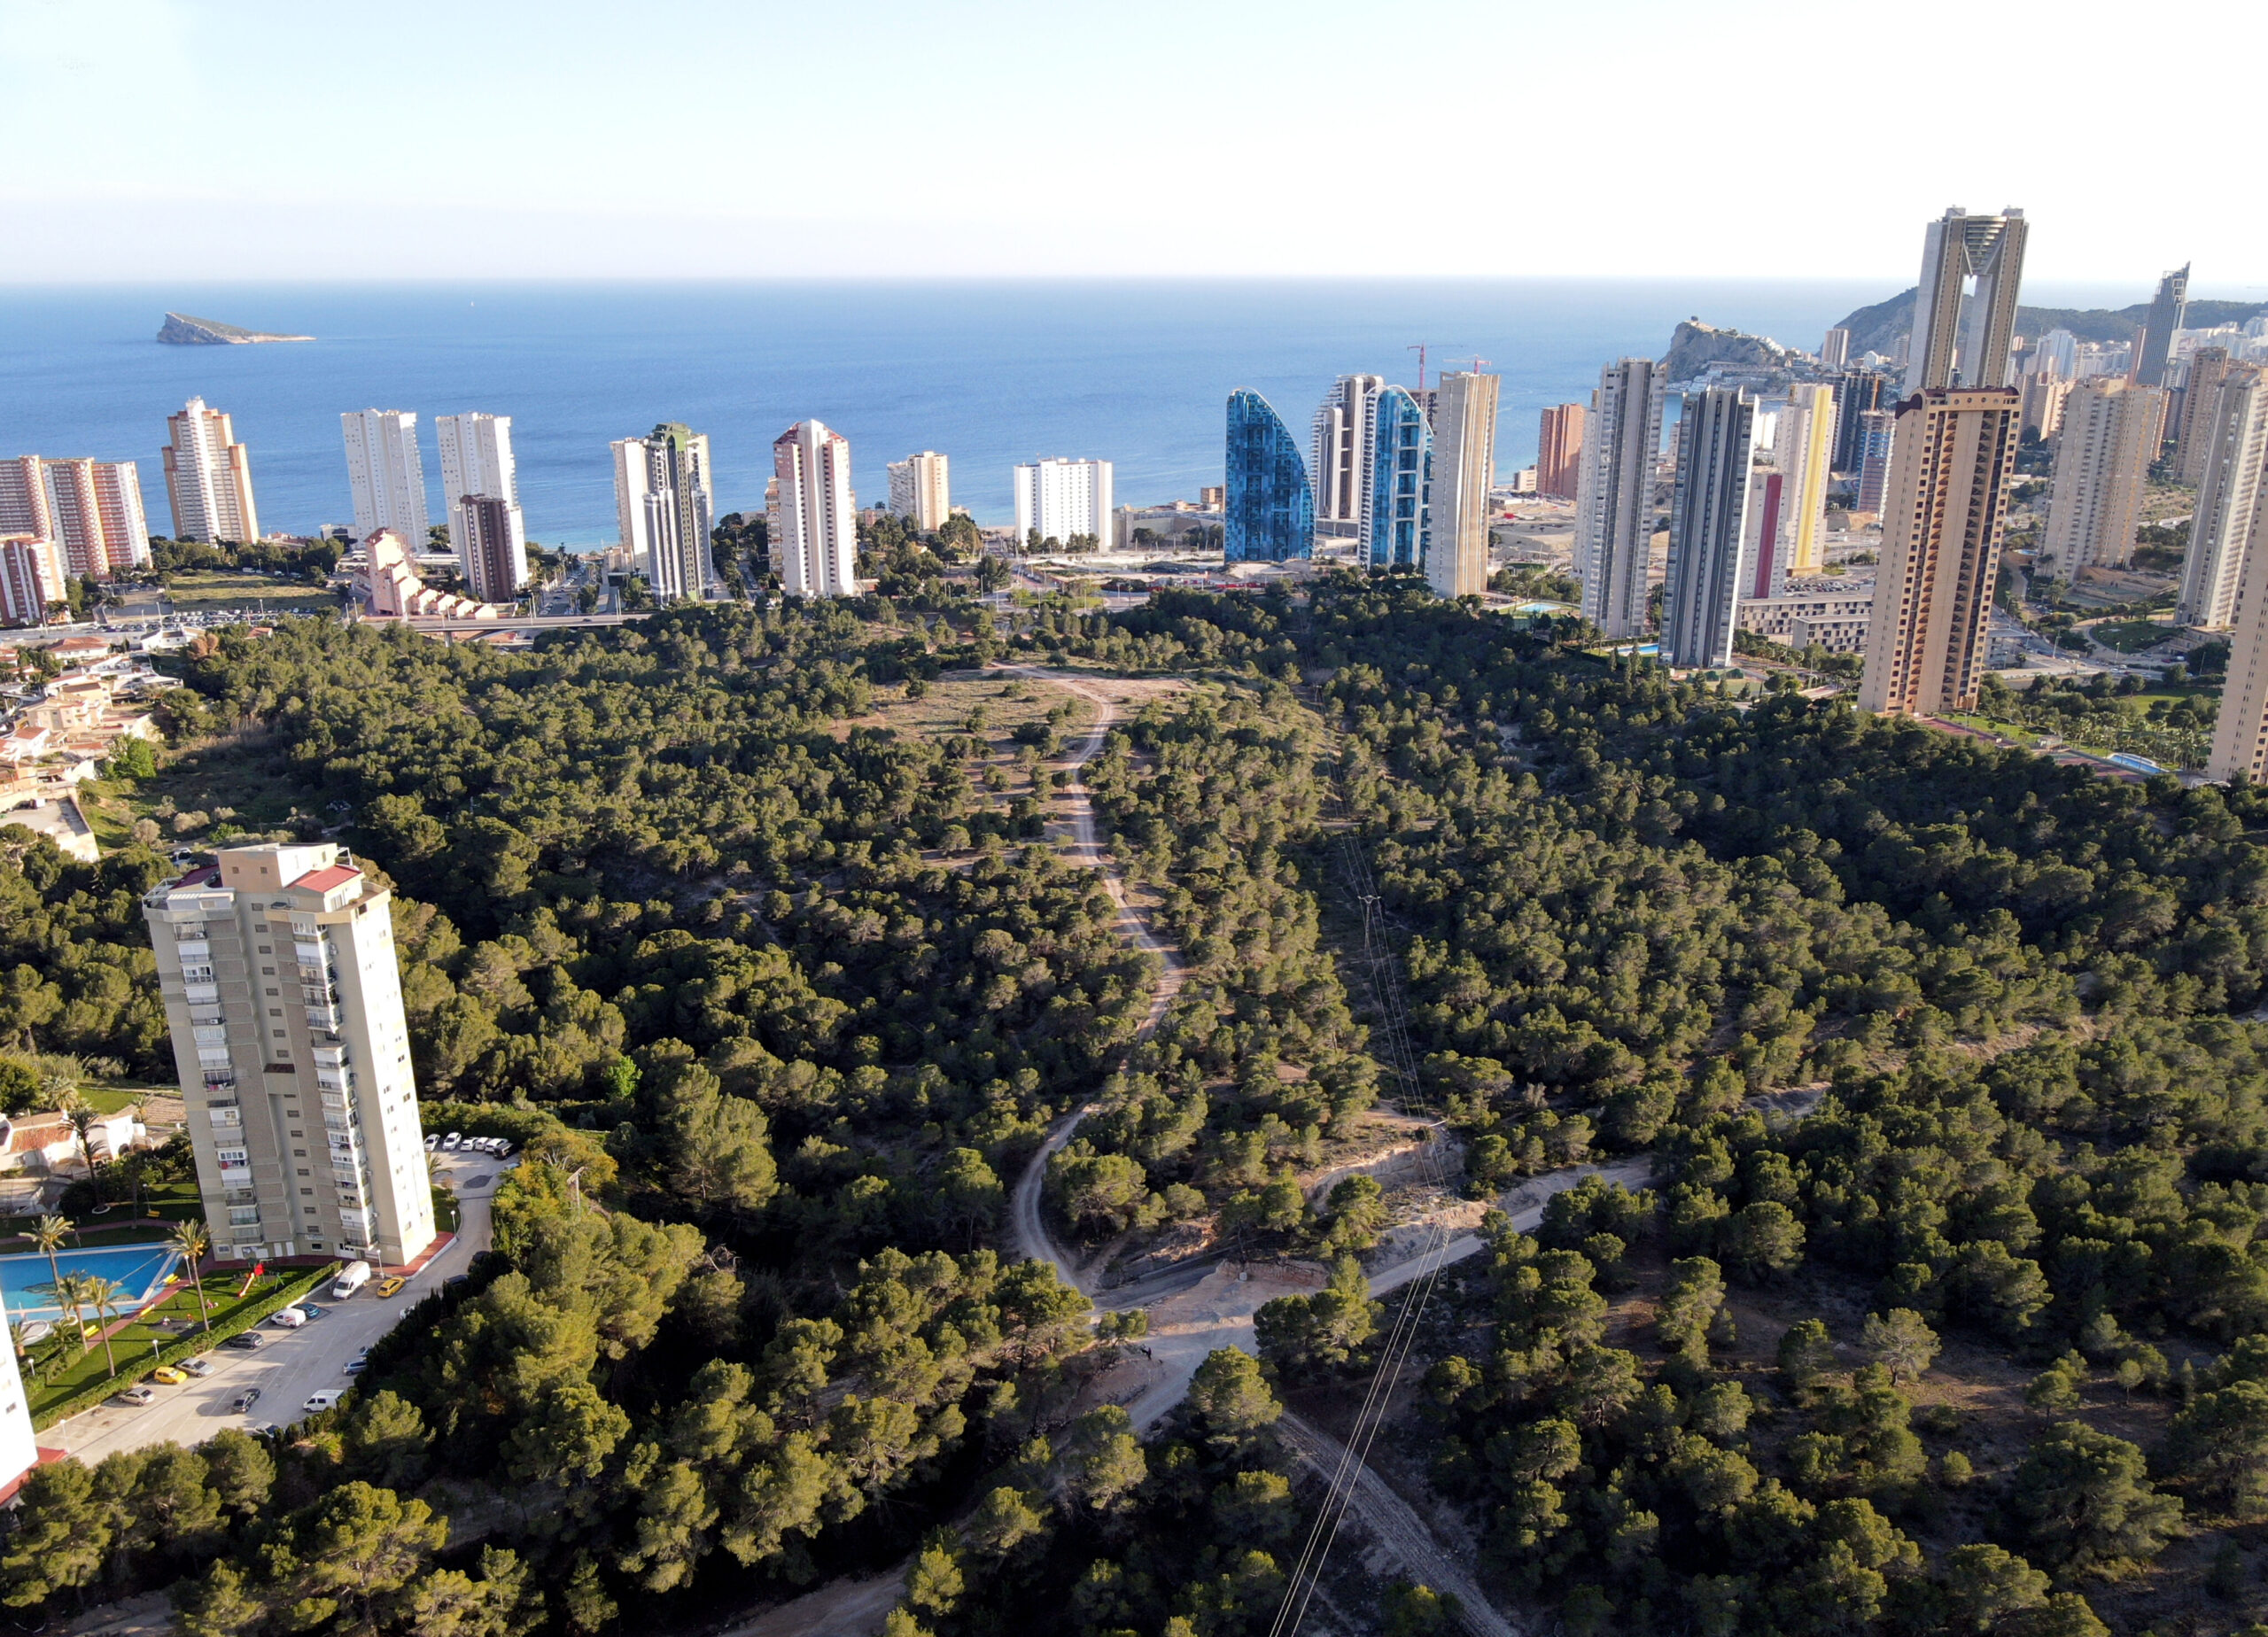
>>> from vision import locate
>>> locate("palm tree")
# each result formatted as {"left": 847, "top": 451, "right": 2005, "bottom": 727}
{"left": 30, "top": 1214, "right": 68, "bottom": 1297}
{"left": 166, "top": 1219, "right": 212, "bottom": 1332}
{"left": 62, "top": 1100, "right": 101, "bottom": 1188}
{"left": 40, "top": 1273, "right": 90, "bottom": 1357}
{"left": 80, "top": 1276, "right": 125, "bottom": 1377}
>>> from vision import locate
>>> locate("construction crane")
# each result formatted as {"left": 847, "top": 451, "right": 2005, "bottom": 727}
{"left": 1407, "top": 343, "right": 1427, "bottom": 392}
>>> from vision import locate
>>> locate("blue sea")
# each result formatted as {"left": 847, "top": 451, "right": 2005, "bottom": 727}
{"left": 0, "top": 280, "right": 2128, "bottom": 547}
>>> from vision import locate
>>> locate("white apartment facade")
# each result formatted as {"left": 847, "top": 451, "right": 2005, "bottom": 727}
{"left": 1014, "top": 457, "right": 1114, "bottom": 547}
{"left": 162, "top": 398, "right": 260, "bottom": 544}
{"left": 886, "top": 451, "right": 951, "bottom": 531}
{"left": 143, "top": 843, "right": 436, "bottom": 1267}
{"left": 2179, "top": 369, "right": 2268, "bottom": 630}
{"left": 0, "top": 534, "right": 66, "bottom": 625}
{"left": 774, "top": 420, "right": 859, "bottom": 597}
{"left": 613, "top": 424, "right": 715, "bottom": 601}
{"left": 342, "top": 411, "right": 431, "bottom": 550}
{"left": 435, "top": 413, "right": 527, "bottom": 598}
{"left": 1312, "top": 375, "right": 1385, "bottom": 539}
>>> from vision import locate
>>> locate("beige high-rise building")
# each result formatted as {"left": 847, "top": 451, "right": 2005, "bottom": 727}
{"left": 885, "top": 452, "right": 951, "bottom": 531}
{"left": 1777, "top": 384, "right": 1837, "bottom": 574}
{"left": 1426, "top": 371, "right": 1498, "bottom": 600}
{"left": 2177, "top": 349, "right": 2236, "bottom": 485}
{"left": 2041, "top": 379, "right": 2163, "bottom": 570}
{"left": 1907, "top": 207, "right": 2028, "bottom": 395}
{"left": 2178, "top": 368, "right": 2268, "bottom": 630}
{"left": 1537, "top": 403, "right": 1587, "bottom": 500}
{"left": 142, "top": 843, "right": 436, "bottom": 1267}
{"left": 774, "top": 421, "right": 859, "bottom": 598}
{"left": 1859, "top": 388, "right": 2023, "bottom": 717}
{"left": 2021, "top": 376, "right": 2072, "bottom": 443}
{"left": 2208, "top": 500, "right": 2268, "bottom": 780}
{"left": 162, "top": 398, "right": 260, "bottom": 544}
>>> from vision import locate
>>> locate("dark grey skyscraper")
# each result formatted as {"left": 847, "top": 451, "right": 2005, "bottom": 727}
{"left": 1907, "top": 207, "right": 2029, "bottom": 395}
{"left": 2132, "top": 263, "right": 2189, "bottom": 390}
{"left": 1574, "top": 358, "right": 1666, "bottom": 640}
{"left": 1661, "top": 387, "right": 1756, "bottom": 669}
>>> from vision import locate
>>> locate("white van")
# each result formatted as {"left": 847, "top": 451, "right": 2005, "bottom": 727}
{"left": 302, "top": 1390, "right": 342, "bottom": 1415}
{"left": 268, "top": 1306, "right": 308, "bottom": 1329}
{"left": 330, "top": 1261, "right": 372, "bottom": 1300}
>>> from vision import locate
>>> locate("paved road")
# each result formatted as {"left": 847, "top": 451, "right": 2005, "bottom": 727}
{"left": 46, "top": 1153, "right": 498, "bottom": 1462}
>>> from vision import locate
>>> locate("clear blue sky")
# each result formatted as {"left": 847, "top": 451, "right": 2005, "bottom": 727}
{"left": 4, "top": 0, "right": 2259, "bottom": 291}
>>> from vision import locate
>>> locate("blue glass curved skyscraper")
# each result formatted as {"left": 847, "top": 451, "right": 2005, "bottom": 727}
{"left": 1224, "top": 390, "right": 1314, "bottom": 562}
{"left": 1368, "top": 384, "right": 1429, "bottom": 569}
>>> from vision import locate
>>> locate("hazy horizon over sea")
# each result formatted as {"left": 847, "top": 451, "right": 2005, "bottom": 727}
{"left": 0, "top": 279, "right": 2141, "bottom": 547}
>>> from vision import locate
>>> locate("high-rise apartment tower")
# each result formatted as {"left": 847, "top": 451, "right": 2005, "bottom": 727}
{"left": 1537, "top": 403, "right": 1588, "bottom": 500}
{"left": 613, "top": 424, "right": 715, "bottom": 601}
{"left": 0, "top": 535, "right": 66, "bottom": 625}
{"left": 143, "top": 843, "right": 436, "bottom": 1266}
{"left": 1426, "top": 371, "right": 1497, "bottom": 598}
{"left": 1223, "top": 392, "right": 1315, "bottom": 564}
{"left": 435, "top": 414, "right": 526, "bottom": 600}
{"left": 2041, "top": 379, "right": 2163, "bottom": 570}
{"left": 2178, "top": 368, "right": 2268, "bottom": 631}
{"left": 1661, "top": 387, "right": 1757, "bottom": 669}
{"left": 0, "top": 457, "right": 150, "bottom": 578}
{"left": 1821, "top": 329, "right": 1852, "bottom": 369}
{"left": 1312, "top": 376, "right": 1385, "bottom": 538}
{"left": 341, "top": 411, "right": 431, "bottom": 550}
{"left": 1575, "top": 358, "right": 1667, "bottom": 639}
{"left": 773, "top": 421, "right": 859, "bottom": 598}
{"left": 2132, "top": 264, "right": 2190, "bottom": 390}
{"left": 1777, "top": 384, "right": 1837, "bottom": 574}
{"left": 1014, "top": 458, "right": 1114, "bottom": 549}
{"left": 2177, "top": 350, "right": 2236, "bottom": 485}
{"left": 162, "top": 398, "right": 260, "bottom": 544}
{"left": 1368, "top": 386, "right": 1431, "bottom": 570}
{"left": 885, "top": 452, "right": 951, "bottom": 531}
{"left": 1858, "top": 388, "right": 2023, "bottom": 716}
{"left": 1907, "top": 207, "right": 2029, "bottom": 394}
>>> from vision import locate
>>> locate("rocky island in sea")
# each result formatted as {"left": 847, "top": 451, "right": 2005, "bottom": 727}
{"left": 156, "top": 311, "right": 315, "bottom": 345}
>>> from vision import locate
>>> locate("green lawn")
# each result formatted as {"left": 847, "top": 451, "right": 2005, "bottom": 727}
{"left": 2089, "top": 618, "right": 2179, "bottom": 653}
{"left": 156, "top": 570, "right": 340, "bottom": 612}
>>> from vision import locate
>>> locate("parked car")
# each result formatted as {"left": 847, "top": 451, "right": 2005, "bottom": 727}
{"left": 112, "top": 1385, "right": 157, "bottom": 1407}
{"left": 300, "top": 1303, "right": 328, "bottom": 1321}
{"left": 443, "top": 1274, "right": 471, "bottom": 1291}
{"left": 222, "top": 1332, "right": 265, "bottom": 1350}
{"left": 493, "top": 1139, "right": 515, "bottom": 1157}
{"left": 343, "top": 1359, "right": 368, "bottom": 1376}
{"left": 442, "top": 1132, "right": 462, "bottom": 1152}
{"left": 268, "top": 1307, "right": 308, "bottom": 1329}
{"left": 182, "top": 1356, "right": 215, "bottom": 1377}
{"left": 330, "top": 1259, "right": 374, "bottom": 1300}
{"left": 150, "top": 1366, "right": 188, "bottom": 1385}
{"left": 302, "top": 1390, "right": 342, "bottom": 1415}
{"left": 234, "top": 1388, "right": 261, "bottom": 1411}
{"left": 423, "top": 1133, "right": 439, "bottom": 1152}
{"left": 376, "top": 1276, "right": 407, "bottom": 1298}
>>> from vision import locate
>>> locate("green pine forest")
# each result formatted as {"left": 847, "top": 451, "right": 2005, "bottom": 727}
{"left": 8, "top": 573, "right": 2268, "bottom": 1636}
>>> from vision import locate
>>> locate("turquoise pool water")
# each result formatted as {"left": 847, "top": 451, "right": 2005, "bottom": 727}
{"left": 0, "top": 1244, "right": 182, "bottom": 1322}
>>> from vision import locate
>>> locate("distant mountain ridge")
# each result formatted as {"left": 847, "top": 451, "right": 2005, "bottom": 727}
{"left": 1832, "top": 289, "right": 2267, "bottom": 359}
{"left": 157, "top": 312, "right": 315, "bottom": 345}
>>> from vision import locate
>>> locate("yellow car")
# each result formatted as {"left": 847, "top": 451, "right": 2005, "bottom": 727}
{"left": 375, "top": 1276, "right": 407, "bottom": 1298}
{"left": 149, "top": 1366, "right": 188, "bottom": 1385}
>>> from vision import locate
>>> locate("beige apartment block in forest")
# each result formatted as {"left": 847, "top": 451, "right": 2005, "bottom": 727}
{"left": 143, "top": 843, "right": 435, "bottom": 1267}
{"left": 1859, "top": 388, "right": 2022, "bottom": 717}
{"left": 2041, "top": 379, "right": 2163, "bottom": 570}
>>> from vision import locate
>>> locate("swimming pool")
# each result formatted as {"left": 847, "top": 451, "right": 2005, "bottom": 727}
{"left": 0, "top": 1244, "right": 183, "bottom": 1323}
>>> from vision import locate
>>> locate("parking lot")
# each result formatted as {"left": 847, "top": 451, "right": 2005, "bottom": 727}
{"left": 44, "top": 1152, "right": 502, "bottom": 1462}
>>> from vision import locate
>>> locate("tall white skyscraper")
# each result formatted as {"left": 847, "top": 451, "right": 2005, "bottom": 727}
{"left": 162, "top": 398, "right": 260, "bottom": 544}
{"left": 773, "top": 420, "right": 858, "bottom": 598}
{"left": 612, "top": 424, "right": 715, "bottom": 601}
{"left": 1426, "top": 371, "right": 1498, "bottom": 601}
{"left": 1661, "top": 387, "right": 1757, "bottom": 670}
{"left": 1574, "top": 358, "right": 1666, "bottom": 639}
{"left": 1014, "top": 458, "right": 1114, "bottom": 547}
{"left": 2179, "top": 369, "right": 2268, "bottom": 630}
{"left": 143, "top": 843, "right": 436, "bottom": 1266}
{"left": 1312, "top": 375, "right": 1385, "bottom": 539}
{"left": 435, "top": 414, "right": 526, "bottom": 598}
{"left": 885, "top": 452, "right": 951, "bottom": 531}
{"left": 1907, "top": 206, "right": 2029, "bottom": 394}
{"left": 2041, "top": 379, "right": 2164, "bottom": 570}
{"left": 341, "top": 410, "right": 431, "bottom": 548}
{"left": 2031, "top": 330, "right": 2079, "bottom": 381}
